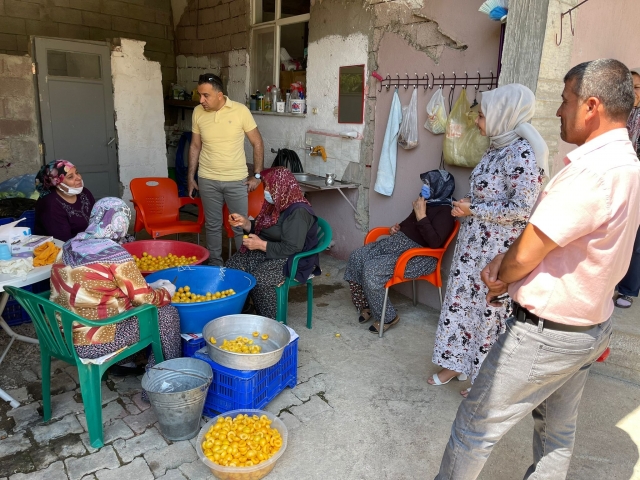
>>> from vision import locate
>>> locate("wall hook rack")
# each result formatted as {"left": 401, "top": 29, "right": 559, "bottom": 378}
{"left": 556, "top": 0, "right": 591, "bottom": 46}
{"left": 377, "top": 69, "right": 498, "bottom": 92}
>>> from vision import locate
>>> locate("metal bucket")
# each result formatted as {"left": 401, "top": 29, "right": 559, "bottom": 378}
{"left": 141, "top": 358, "right": 213, "bottom": 441}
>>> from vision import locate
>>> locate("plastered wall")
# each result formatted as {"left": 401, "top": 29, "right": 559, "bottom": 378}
{"left": 112, "top": 39, "right": 168, "bottom": 204}
{"left": 369, "top": 0, "right": 501, "bottom": 308}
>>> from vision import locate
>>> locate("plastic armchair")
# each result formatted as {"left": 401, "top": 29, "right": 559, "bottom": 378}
{"left": 130, "top": 177, "right": 205, "bottom": 244}
{"left": 4, "top": 286, "right": 164, "bottom": 449}
{"left": 222, "top": 183, "right": 265, "bottom": 260}
{"left": 275, "top": 217, "right": 332, "bottom": 329}
{"left": 363, "top": 220, "right": 460, "bottom": 337}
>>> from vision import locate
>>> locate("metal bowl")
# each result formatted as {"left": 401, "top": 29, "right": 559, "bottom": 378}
{"left": 202, "top": 315, "right": 291, "bottom": 370}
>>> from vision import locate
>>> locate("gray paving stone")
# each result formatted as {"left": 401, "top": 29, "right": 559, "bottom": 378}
{"left": 21, "top": 369, "right": 38, "bottom": 383}
{"left": 112, "top": 376, "right": 142, "bottom": 396}
{"left": 122, "top": 408, "right": 157, "bottom": 434}
{"left": 50, "top": 391, "right": 84, "bottom": 420}
{"left": 0, "top": 430, "right": 7, "bottom": 440}
{"left": 123, "top": 402, "right": 141, "bottom": 415}
{"left": 94, "top": 457, "right": 153, "bottom": 480}
{"left": 32, "top": 414, "right": 83, "bottom": 445}
{"left": 76, "top": 401, "right": 126, "bottom": 431}
{"left": 278, "top": 410, "right": 302, "bottom": 431}
{"left": 79, "top": 419, "right": 135, "bottom": 453}
{"left": 5, "top": 387, "right": 30, "bottom": 404}
{"left": 112, "top": 427, "right": 167, "bottom": 464}
{"left": 143, "top": 441, "right": 197, "bottom": 477}
{"left": 7, "top": 402, "right": 42, "bottom": 431}
{"left": 0, "top": 432, "right": 32, "bottom": 459}
{"left": 65, "top": 446, "right": 119, "bottom": 480}
{"left": 288, "top": 395, "right": 333, "bottom": 423}
{"left": 50, "top": 371, "right": 77, "bottom": 394}
{"left": 156, "top": 469, "right": 187, "bottom": 480}
{"left": 177, "top": 459, "right": 213, "bottom": 480}
{"left": 131, "top": 393, "right": 150, "bottom": 412}
{"left": 64, "top": 366, "right": 79, "bottom": 385}
{"left": 99, "top": 385, "right": 118, "bottom": 406}
{"left": 9, "top": 460, "right": 68, "bottom": 480}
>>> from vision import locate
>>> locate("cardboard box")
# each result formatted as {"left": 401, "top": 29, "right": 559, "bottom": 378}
{"left": 11, "top": 235, "right": 53, "bottom": 254}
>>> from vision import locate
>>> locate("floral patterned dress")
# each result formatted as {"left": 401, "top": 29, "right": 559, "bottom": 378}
{"left": 432, "top": 138, "right": 543, "bottom": 382}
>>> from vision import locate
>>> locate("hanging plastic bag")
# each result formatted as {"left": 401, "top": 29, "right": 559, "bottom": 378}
{"left": 443, "top": 89, "right": 489, "bottom": 168}
{"left": 424, "top": 88, "right": 447, "bottom": 134}
{"left": 398, "top": 88, "right": 419, "bottom": 150}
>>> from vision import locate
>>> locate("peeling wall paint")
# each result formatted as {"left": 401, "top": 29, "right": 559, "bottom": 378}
{"left": 112, "top": 39, "right": 168, "bottom": 204}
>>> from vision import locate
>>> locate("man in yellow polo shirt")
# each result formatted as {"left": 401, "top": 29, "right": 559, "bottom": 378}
{"left": 188, "top": 73, "right": 264, "bottom": 266}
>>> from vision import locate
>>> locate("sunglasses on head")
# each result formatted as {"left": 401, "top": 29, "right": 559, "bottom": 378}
{"left": 199, "top": 74, "right": 223, "bottom": 89}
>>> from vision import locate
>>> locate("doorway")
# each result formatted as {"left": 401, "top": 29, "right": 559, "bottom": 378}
{"left": 33, "top": 37, "right": 119, "bottom": 199}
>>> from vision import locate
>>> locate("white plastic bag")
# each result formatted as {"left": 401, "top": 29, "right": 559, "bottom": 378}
{"left": 398, "top": 88, "right": 419, "bottom": 150}
{"left": 424, "top": 88, "right": 447, "bottom": 134}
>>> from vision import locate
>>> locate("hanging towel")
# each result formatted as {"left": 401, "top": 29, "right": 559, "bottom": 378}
{"left": 374, "top": 89, "right": 403, "bottom": 196}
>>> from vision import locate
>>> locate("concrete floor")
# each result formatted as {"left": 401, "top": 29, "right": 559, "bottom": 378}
{"left": 0, "top": 252, "right": 639, "bottom": 479}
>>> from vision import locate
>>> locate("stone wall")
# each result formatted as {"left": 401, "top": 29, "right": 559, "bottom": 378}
{"left": 112, "top": 39, "right": 168, "bottom": 204}
{"left": 0, "top": 0, "right": 176, "bottom": 94}
{"left": 0, "top": 54, "right": 39, "bottom": 182}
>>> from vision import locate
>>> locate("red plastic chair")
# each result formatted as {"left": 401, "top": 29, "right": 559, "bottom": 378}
{"left": 130, "top": 178, "right": 205, "bottom": 244}
{"left": 364, "top": 220, "right": 460, "bottom": 337}
{"left": 222, "top": 183, "right": 264, "bottom": 259}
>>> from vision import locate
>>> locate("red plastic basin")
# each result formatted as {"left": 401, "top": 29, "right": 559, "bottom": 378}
{"left": 122, "top": 240, "right": 209, "bottom": 276}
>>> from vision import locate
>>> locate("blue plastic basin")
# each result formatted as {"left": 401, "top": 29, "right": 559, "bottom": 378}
{"left": 146, "top": 266, "right": 256, "bottom": 334}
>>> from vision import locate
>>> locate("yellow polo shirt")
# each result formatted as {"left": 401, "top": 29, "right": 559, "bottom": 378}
{"left": 191, "top": 97, "right": 257, "bottom": 181}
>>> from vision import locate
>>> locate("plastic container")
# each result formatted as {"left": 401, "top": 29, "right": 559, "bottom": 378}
{"left": 194, "top": 332, "right": 298, "bottom": 415}
{"left": 182, "top": 336, "right": 206, "bottom": 357}
{"left": 142, "top": 357, "right": 213, "bottom": 441}
{"left": 290, "top": 99, "right": 305, "bottom": 114}
{"left": 121, "top": 240, "right": 209, "bottom": 276}
{"left": 196, "top": 409, "right": 288, "bottom": 480}
{"left": 145, "top": 266, "right": 257, "bottom": 334}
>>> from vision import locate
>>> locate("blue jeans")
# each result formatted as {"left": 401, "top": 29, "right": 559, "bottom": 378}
{"left": 618, "top": 226, "right": 640, "bottom": 297}
{"left": 435, "top": 316, "right": 612, "bottom": 480}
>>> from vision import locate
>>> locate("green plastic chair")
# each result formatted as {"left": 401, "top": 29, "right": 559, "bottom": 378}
{"left": 275, "top": 217, "right": 332, "bottom": 329}
{"left": 4, "top": 286, "right": 164, "bottom": 449}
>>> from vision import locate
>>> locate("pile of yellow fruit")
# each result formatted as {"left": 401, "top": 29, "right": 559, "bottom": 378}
{"left": 172, "top": 286, "right": 236, "bottom": 304}
{"left": 201, "top": 414, "right": 283, "bottom": 469}
{"left": 133, "top": 252, "right": 197, "bottom": 271}
{"left": 209, "top": 335, "right": 268, "bottom": 354}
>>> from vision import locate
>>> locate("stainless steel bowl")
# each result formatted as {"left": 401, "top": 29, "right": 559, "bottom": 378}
{"left": 202, "top": 314, "right": 291, "bottom": 370}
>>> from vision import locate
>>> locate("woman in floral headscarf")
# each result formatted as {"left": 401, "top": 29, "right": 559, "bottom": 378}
{"left": 34, "top": 160, "right": 95, "bottom": 242}
{"left": 50, "top": 197, "right": 181, "bottom": 376}
{"left": 226, "top": 167, "right": 321, "bottom": 319}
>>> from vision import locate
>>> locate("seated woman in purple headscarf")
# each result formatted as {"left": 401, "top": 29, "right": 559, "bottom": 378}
{"left": 34, "top": 160, "right": 95, "bottom": 242}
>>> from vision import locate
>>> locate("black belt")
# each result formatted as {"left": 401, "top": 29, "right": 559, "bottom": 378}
{"left": 512, "top": 303, "right": 594, "bottom": 333}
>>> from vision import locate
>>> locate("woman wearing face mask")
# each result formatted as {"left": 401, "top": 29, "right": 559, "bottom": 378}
{"left": 343, "top": 170, "right": 456, "bottom": 334}
{"left": 429, "top": 84, "right": 547, "bottom": 396}
{"left": 34, "top": 160, "right": 96, "bottom": 242}
{"left": 226, "top": 167, "right": 320, "bottom": 319}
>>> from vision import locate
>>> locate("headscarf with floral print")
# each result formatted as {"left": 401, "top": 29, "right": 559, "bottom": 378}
{"left": 253, "top": 167, "right": 310, "bottom": 236}
{"left": 62, "top": 197, "right": 133, "bottom": 267}
{"left": 35, "top": 160, "right": 75, "bottom": 196}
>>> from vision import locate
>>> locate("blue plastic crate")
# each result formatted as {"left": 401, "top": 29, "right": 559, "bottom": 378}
{"left": 4, "top": 284, "right": 34, "bottom": 326}
{"left": 194, "top": 336, "right": 298, "bottom": 416}
{"left": 0, "top": 210, "right": 36, "bottom": 231}
{"left": 182, "top": 336, "right": 206, "bottom": 357}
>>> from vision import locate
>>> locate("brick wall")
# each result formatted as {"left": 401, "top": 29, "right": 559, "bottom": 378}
{"left": 0, "top": 54, "right": 40, "bottom": 182}
{"left": 175, "top": 0, "right": 247, "bottom": 86}
{"left": 0, "top": 0, "right": 176, "bottom": 93}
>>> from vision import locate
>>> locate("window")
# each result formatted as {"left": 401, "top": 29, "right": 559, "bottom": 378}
{"left": 251, "top": 0, "right": 310, "bottom": 93}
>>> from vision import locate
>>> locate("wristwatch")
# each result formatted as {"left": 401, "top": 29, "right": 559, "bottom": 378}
{"left": 254, "top": 173, "right": 261, "bottom": 180}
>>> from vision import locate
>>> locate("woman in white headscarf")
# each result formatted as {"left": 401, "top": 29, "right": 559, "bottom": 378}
{"left": 428, "top": 84, "right": 547, "bottom": 396}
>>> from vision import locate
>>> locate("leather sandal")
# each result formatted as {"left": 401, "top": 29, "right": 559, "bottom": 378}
{"left": 368, "top": 315, "right": 400, "bottom": 333}
{"left": 358, "top": 308, "right": 372, "bottom": 324}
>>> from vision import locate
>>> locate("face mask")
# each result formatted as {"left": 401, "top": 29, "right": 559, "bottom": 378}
{"left": 58, "top": 180, "right": 84, "bottom": 196}
{"left": 264, "top": 191, "right": 274, "bottom": 204}
{"left": 420, "top": 184, "right": 431, "bottom": 199}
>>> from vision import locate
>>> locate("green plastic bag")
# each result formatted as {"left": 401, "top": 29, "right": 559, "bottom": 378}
{"left": 443, "top": 89, "right": 489, "bottom": 168}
